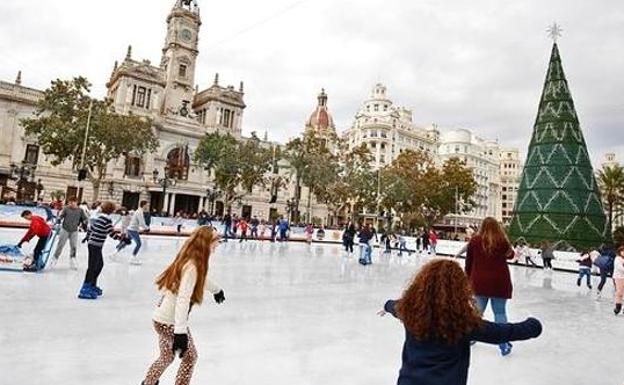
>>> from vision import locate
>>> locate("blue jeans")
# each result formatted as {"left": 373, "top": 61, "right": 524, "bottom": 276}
{"left": 127, "top": 230, "right": 142, "bottom": 256}
{"left": 576, "top": 268, "right": 592, "bottom": 288}
{"left": 475, "top": 296, "right": 509, "bottom": 351}
{"left": 359, "top": 242, "right": 372, "bottom": 264}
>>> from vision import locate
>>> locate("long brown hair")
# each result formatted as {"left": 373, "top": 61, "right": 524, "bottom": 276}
{"left": 155, "top": 226, "right": 218, "bottom": 305}
{"left": 478, "top": 217, "right": 510, "bottom": 255}
{"left": 396, "top": 259, "right": 483, "bottom": 345}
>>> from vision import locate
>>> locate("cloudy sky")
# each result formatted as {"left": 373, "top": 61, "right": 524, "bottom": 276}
{"left": 1, "top": 0, "right": 622, "bottom": 163}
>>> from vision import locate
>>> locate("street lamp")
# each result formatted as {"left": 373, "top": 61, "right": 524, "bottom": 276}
{"left": 153, "top": 166, "right": 177, "bottom": 215}
{"left": 205, "top": 187, "right": 222, "bottom": 216}
{"left": 10, "top": 161, "right": 37, "bottom": 202}
{"left": 285, "top": 198, "right": 297, "bottom": 223}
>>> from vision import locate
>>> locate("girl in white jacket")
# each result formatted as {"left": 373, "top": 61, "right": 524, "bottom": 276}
{"left": 613, "top": 246, "right": 624, "bottom": 316}
{"left": 141, "top": 226, "right": 225, "bottom": 385}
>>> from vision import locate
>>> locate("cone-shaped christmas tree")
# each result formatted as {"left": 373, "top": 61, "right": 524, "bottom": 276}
{"left": 508, "top": 42, "right": 609, "bottom": 250}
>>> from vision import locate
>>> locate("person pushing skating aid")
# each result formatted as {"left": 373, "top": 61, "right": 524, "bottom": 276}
{"left": 18, "top": 210, "right": 52, "bottom": 272}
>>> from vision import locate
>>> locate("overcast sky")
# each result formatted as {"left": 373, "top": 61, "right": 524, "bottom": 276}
{"left": 1, "top": 0, "right": 622, "bottom": 163}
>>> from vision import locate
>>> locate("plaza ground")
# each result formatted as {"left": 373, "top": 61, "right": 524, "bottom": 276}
{"left": 0, "top": 229, "right": 621, "bottom": 385}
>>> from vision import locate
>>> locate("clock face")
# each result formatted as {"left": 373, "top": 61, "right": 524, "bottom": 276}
{"left": 180, "top": 29, "right": 193, "bottom": 43}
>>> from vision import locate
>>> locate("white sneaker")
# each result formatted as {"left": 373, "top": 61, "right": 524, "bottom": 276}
{"left": 129, "top": 256, "right": 143, "bottom": 265}
{"left": 69, "top": 258, "right": 78, "bottom": 270}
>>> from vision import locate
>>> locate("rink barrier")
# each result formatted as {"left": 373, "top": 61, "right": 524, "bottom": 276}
{"left": 0, "top": 204, "right": 584, "bottom": 274}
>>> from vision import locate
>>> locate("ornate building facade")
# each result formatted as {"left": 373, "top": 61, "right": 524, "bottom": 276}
{"left": 0, "top": 0, "right": 327, "bottom": 222}
{"left": 500, "top": 148, "right": 522, "bottom": 225}
{"left": 438, "top": 129, "right": 503, "bottom": 228}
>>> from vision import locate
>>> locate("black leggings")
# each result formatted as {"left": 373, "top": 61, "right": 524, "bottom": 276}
{"left": 84, "top": 244, "right": 104, "bottom": 286}
{"left": 598, "top": 268, "right": 613, "bottom": 292}
{"left": 344, "top": 241, "right": 354, "bottom": 253}
{"left": 543, "top": 259, "right": 553, "bottom": 269}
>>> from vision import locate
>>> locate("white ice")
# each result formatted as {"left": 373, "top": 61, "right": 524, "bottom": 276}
{"left": 0, "top": 228, "right": 622, "bottom": 385}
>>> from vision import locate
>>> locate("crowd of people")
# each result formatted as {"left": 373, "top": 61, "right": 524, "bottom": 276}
{"left": 10, "top": 197, "right": 624, "bottom": 385}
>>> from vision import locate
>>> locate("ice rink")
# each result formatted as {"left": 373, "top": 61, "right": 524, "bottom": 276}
{"left": 1, "top": 229, "right": 622, "bottom": 385}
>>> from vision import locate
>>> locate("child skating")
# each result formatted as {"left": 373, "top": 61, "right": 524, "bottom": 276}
{"left": 379, "top": 259, "right": 542, "bottom": 385}
{"left": 78, "top": 201, "right": 120, "bottom": 300}
{"left": 576, "top": 250, "right": 593, "bottom": 289}
{"left": 17, "top": 210, "right": 52, "bottom": 272}
{"left": 141, "top": 226, "right": 225, "bottom": 385}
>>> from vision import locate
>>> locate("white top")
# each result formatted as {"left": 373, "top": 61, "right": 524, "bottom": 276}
{"left": 152, "top": 262, "right": 221, "bottom": 333}
{"left": 127, "top": 208, "right": 148, "bottom": 232}
{"left": 614, "top": 256, "right": 624, "bottom": 279}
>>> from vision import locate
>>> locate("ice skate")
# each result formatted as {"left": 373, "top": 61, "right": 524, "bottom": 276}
{"left": 614, "top": 304, "right": 622, "bottom": 316}
{"left": 77, "top": 283, "right": 97, "bottom": 300}
{"left": 129, "top": 256, "right": 143, "bottom": 265}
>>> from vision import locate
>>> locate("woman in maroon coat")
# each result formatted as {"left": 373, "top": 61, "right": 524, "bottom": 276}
{"left": 465, "top": 217, "right": 515, "bottom": 356}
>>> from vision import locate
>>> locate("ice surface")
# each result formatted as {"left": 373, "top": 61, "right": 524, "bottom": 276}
{"left": 0, "top": 228, "right": 622, "bottom": 385}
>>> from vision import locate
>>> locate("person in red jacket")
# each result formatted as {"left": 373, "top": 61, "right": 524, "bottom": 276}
{"left": 465, "top": 216, "right": 514, "bottom": 356}
{"left": 18, "top": 210, "right": 52, "bottom": 272}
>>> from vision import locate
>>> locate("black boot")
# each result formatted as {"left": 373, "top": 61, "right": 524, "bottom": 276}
{"left": 576, "top": 278, "right": 581, "bottom": 287}
{"left": 614, "top": 303, "right": 622, "bottom": 316}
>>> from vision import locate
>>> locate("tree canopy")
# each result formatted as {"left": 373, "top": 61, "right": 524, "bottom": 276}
{"left": 21, "top": 77, "right": 158, "bottom": 200}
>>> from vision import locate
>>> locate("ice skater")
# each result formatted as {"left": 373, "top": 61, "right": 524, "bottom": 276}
{"left": 358, "top": 224, "right": 374, "bottom": 265}
{"left": 141, "top": 226, "right": 225, "bottom": 385}
{"left": 238, "top": 217, "right": 249, "bottom": 242}
{"left": 465, "top": 217, "right": 515, "bottom": 356}
{"left": 540, "top": 240, "right": 555, "bottom": 270}
{"left": 125, "top": 201, "right": 150, "bottom": 265}
{"left": 50, "top": 196, "right": 88, "bottom": 270}
{"left": 250, "top": 216, "right": 260, "bottom": 239}
{"left": 613, "top": 246, "right": 624, "bottom": 316}
{"left": 378, "top": 259, "right": 542, "bottom": 385}
{"left": 575, "top": 250, "right": 593, "bottom": 289}
{"left": 78, "top": 201, "right": 120, "bottom": 300}
{"left": 17, "top": 210, "right": 52, "bottom": 272}
{"left": 342, "top": 222, "right": 356, "bottom": 255}
{"left": 304, "top": 223, "right": 314, "bottom": 244}
{"left": 594, "top": 248, "right": 615, "bottom": 300}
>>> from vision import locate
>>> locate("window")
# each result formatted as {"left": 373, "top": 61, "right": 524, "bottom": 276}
{"left": 381, "top": 143, "right": 385, "bottom": 150}
{"left": 136, "top": 87, "right": 146, "bottom": 108}
{"left": 24, "top": 144, "right": 39, "bottom": 165}
{"left": 371, "top": 142, "right": 376, "bottom": 148}
{"left": 371, "top": 130, "right": 378, "bottom": 137}
{"left": 383, "top": 105, "right": 388, "bottom": 111}
{"left": 124, "top": 156, "right": 141, "bottom": 177}
{"left": 380, "top": 131, "right": 387, "bottom": 138}
{"left": 179, "top": 64, "right": 188, "bottom": 78}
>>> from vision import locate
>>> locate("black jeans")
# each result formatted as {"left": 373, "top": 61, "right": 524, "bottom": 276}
{"left": 33, "top": 235, "right": 49, "bottom": 265}
{"left": 344, "top": 241, "right": 354, "bottom": 253}
{"left": 543, "top": 259, "right": 553, "bottom": 269}
{"left": 598, "top": 268, "right": 613, "bottom": 292}
{"left": 84, "top": 244, "right": 104, "bottom": 286}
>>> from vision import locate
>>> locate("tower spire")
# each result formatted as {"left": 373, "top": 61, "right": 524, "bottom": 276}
{"left": 213, "top": 73, "right": 219, "bottom": 86}
{"left": 15, "top": 70, "right": 22, "bottom": 85}
{"left": 318, "top": 88, "right": 327, "bottom": 107}
{"left": 125, "top": 45, "right": 132, "bottom": 61}
{"left": 239, "top": 81, "right": 244, "bottom": 93}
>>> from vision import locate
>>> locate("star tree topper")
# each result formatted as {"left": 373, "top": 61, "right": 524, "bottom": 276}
{"left": 547, "top": 22, "right": 563, "bottom": 43}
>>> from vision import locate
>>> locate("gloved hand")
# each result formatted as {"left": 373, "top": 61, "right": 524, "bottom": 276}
{"left": 213, "top": 290, "right": 225, "bottom": 304}
{"left": 172, "top": 333, "right": 189, "bottom": 358}
{"left": 16, "top": 242, "right": 23, "bottom": 248}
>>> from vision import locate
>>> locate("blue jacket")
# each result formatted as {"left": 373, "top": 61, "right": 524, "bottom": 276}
{"left": 384, "top": 300, "right": 542, "bottom": 385}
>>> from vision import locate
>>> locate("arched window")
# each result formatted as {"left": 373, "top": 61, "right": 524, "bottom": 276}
{"left": 166, "top": 146, "right": 190, "bottom": 180}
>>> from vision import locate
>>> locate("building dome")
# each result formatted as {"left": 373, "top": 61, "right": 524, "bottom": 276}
{"left": 305, "top": 89, "right": 336, "bottom": 133}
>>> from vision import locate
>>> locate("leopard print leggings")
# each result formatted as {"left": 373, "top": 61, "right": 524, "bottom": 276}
{"left": 143, "top": 321, "right": 198, "bottom": 385}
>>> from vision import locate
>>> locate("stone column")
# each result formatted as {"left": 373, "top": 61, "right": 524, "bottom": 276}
{"left": 168, "top": 193, "right": 176, "bottom": 216}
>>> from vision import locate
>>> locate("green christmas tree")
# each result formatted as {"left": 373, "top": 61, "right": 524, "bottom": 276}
{"left": 508, "top": 41, "right": 609, "bottom": 250}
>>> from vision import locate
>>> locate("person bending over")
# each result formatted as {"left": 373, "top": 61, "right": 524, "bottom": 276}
{"left": 379, "top": 259, "right": 542, "bottom": 385}
{"left": 18, "top": 210, "right": 52, "bottom": 272}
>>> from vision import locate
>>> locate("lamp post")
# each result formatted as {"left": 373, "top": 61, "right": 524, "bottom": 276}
{"left": 205, "top": 187, "right": 222, "bottom": 216}
{"left": 153, "top": 166, "right": 177, "bottom": 215}
{"left": 10, "top": 161, "right": 37, "bottom": 202}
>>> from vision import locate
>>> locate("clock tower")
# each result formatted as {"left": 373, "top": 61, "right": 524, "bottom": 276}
{"left": 160, "top": 0, "right": 201, "bottom": 116}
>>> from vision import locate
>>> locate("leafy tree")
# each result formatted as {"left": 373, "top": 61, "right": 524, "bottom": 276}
{"left": 195, "top": 131, "right": 273, "bottom": 213}
{"left": 379, "top": 151, "right": 477, "bottom": 229}
{"left": 597, "top": 164, "right": 624, "bottom": 235}
{"left": 21, "top": 77, "right": 158, "bottom": 201}
{"left": 283, "top": 130, "right": 334, "bottom": 222}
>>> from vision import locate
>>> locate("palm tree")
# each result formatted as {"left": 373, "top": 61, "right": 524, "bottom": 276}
{"left": 597, "top": 164, "right": 624, "bottom": 235}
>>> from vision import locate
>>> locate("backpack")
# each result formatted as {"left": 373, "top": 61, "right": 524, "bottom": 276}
{"left": 593, "top": 254, "right": 614, "bottom": 272}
